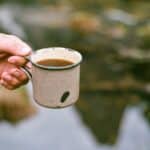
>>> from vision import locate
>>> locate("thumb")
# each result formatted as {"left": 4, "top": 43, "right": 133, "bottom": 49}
{"left": 0, "top": 34, "right": 31, "bottom": 56}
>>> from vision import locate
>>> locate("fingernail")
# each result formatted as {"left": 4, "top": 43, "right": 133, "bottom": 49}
{"left": 8, "top": 58, "right": 15, "bottom": 63}
{"left": 20, "top": 47, "right": 31, "bottom": 55}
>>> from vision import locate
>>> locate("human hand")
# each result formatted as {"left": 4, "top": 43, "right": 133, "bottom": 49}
{"left": 0, "top": 33, "right": 32, "bottom": 90}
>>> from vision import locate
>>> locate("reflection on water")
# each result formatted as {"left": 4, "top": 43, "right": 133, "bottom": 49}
{"left": 0, "top": 84, "right": 110, "bottom": 150}
{"left": 0, "top": 85, "right": 149, "bottom": 150}
{"left": 0, "top": 102, "right": 149, "bottom": 150}
{"left": 116, "top": 107, "right": 150, "bottom": 150}
{"left": 77, "top": 91, "right": 129, "bottom": 144}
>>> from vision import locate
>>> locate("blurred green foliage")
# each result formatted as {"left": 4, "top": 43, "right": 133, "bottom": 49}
{"left": 0, "top": 0, "right": 61, "bottom": 5}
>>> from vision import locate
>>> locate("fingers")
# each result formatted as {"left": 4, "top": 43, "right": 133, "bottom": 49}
{"left": 8, "top": 56, "right": 29, "bottom": 66}
{"left": 10, "top": 68, "right": 28, "bottom": 83}
{"left": 0, "top": 69, "right": 29, "bottom": 90}
{"left": 0, "top": 72, "right": 20, "bottom": 90}
{"left": 0, "top": 33, "right": 32, "bottom": 56}
{"left": 0, "top": 80, "right": 16, "bottom": 90}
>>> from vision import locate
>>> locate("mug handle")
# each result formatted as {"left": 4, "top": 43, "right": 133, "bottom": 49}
{"left": 21, "top": 56, "right": 32, "bottom": 80}
{"left": 21, "top": 66, "right": 32, "bottom": 80}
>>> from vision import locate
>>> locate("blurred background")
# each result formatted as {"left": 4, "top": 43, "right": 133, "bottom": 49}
{"left": 0, "top": 0, "right": 149, "bottom": 150}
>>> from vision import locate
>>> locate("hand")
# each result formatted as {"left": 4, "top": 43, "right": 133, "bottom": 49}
{"left": 0, "top": 33, "right": 32, "bottom": 90}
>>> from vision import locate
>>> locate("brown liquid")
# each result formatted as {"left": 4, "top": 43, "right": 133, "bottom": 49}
{"left": 37, "top": 59, "right": 74, "bottom": 67}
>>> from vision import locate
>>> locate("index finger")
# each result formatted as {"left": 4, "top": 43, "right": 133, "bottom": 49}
{"left": 0, "top": 33, "right": 32, "bottom": 56}
{"left": 8, "top": 56, "right": 29, "bottom": 66}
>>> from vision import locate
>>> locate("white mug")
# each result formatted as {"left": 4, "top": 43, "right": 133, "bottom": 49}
{"left": 24, "top": 47, "right": 82, "bottom": 108}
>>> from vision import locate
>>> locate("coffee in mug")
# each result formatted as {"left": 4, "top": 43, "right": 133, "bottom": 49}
{"left": 37, "top": 59, "right": 74, "bottom": 67}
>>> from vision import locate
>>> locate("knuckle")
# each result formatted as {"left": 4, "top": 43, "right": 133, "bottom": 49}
{"left": 10, "top": 79, "right": 19, "bottom": 86}
{"left": 3, "top": 76, "right": 11, "bottom": 82}
{"left": 8, "top": 35, "right": 19, "bottom": 40}
{"left": 20, "top": 73, "right": 28, "bottom": 81}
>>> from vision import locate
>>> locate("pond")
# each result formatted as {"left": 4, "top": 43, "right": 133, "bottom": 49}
{"left": 0, "top": 3, "right": 150, "bottom": 150}
{"left": 0, "top": 84, "right": 149, "bottom": 150}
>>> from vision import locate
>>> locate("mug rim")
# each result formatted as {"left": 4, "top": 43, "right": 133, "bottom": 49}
{"left": 30, "top": 47, "right": 83, "bottom": 70}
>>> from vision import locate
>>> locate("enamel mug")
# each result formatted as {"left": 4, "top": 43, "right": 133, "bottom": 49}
{"left": 24, "top": 47, "right": 82, "bottom": 108}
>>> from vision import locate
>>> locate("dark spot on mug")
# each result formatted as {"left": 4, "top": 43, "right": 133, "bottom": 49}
{"left": 61, "top": 91, "right": 70, "bottom": 103}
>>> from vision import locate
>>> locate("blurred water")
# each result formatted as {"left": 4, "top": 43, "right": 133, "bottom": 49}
{"left": 0, "top": 84, "right": 111, "bottom": 150}
{"left": 0, "top": 84, "right": 149, "bottom": 150}
{"left": 116, "top": 107, "right": 150, "bottom": 150}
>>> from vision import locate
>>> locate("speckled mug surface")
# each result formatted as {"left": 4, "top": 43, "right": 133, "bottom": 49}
{"left": 29, "top": 47, "right": 82, "bottom": 108}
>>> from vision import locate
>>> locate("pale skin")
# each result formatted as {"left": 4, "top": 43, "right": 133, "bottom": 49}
{"left": 0, "top": 33, "right": 32, "bottom": 90}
